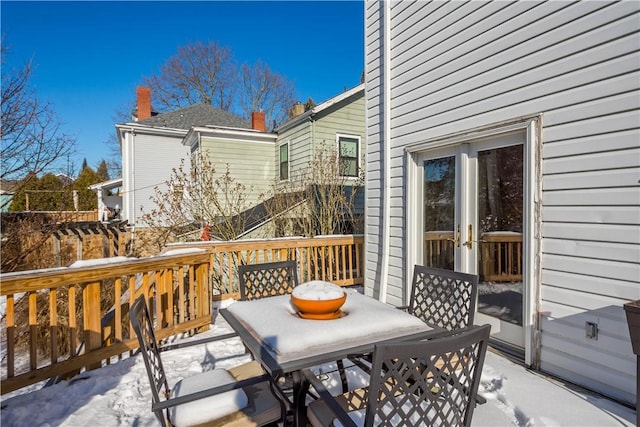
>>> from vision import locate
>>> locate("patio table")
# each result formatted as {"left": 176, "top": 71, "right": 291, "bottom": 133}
{"left": 220, "top": 289, "right": 438, "bottom": 426}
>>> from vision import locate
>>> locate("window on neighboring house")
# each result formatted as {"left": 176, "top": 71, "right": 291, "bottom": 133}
{"left": 279, "top": 143, "right": 289, "bottom": 180}
{"left": 338, "top": 135, "right": 359, "bottom": 177}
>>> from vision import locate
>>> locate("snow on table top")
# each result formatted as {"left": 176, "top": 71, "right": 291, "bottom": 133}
{"left": 225, "top": 290, "right": 431, "bottom": 364}
{"left": 291, "top": 281, "right": 345, "bottom": 300}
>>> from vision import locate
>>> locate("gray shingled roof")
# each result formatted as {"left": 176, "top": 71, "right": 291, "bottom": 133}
{"left": 136, "top": 104, "right": 250, "bottom": 130}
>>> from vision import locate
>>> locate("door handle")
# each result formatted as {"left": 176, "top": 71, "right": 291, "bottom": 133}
{"left": 463, "top": 224, "right": 473, "bottom": 249}
{"left": 463, "top": 225, "right": 488, "bottom": 248}
{"left": 447, "top": 225, "right": 461, "bottom": 247}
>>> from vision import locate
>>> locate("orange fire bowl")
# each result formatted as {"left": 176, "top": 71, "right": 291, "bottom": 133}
{"left": 291, "top": 293, "right": 347, "bottom": 315}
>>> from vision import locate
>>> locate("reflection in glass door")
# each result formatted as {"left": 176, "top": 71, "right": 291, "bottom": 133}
{"left": 475, "top": 145, "right": 524, "bottom": 331}
{"left": 423, "top": 156, "right": 456, "bottom": 270}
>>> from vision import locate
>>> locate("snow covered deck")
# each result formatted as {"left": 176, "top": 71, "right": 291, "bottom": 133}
{"left": 1, "top": 298, "right": 635, "bottom": 427}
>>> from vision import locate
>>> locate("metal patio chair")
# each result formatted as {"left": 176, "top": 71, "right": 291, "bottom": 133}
{"left": 405, "top": 265, "right": 479, "bottom": 331}
{"left": 129, "top": 295, "right": 284, "bottom": 427}
{"left": 304, "top": 324, "right": 491, "bottom": 427}
{"left": 238, "top": 260, "right": 299, "bottom": 301}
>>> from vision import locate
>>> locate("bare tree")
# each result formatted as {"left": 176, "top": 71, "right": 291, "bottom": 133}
{"left": 139, "top": 42, "right": 297, "bottom": 128}
{"left": 141, "top": 151, "right": 254, "bottom": 249}
{"left": 266, "top": 148, "right": 364, "bottom": 238}
{"left": 1, "top": 43, "right": 76, "bottom": 191}
{"left": 239, "top": 60, "right": 296, "bottom": 128}
{"left": 141, "top": 41, "right": 236, "bottom": 112}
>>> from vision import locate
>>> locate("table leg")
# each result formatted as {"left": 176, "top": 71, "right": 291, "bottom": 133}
{"left": 292, "top": 370, "right": 310, "bottom": 427}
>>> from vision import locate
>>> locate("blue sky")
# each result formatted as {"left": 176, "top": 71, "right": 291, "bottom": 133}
{"left": 1, "top": 1, "right": 364, "bottom": 176}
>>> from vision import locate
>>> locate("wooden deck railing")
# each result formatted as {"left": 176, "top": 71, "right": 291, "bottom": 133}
{"left": 165, "top": 234, "right": 364, "bottom": 300}
{"left": 0, "top": 235, "right": 364, "bottom": 394}
{"left": 479, "top": 232, "right": 523, "bottom": 282}
{"left": 424, "top": 231, "right": 522, "bottom": 282}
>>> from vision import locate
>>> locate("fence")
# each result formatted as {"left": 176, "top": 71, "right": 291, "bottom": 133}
{"left": 424, "top": 231, "right": 523, "bottom": 282}
{"left": 166, "top": 234, "right": 364, "bottom": 300}
{"left": 0, "top": 234, "right": 364, "bottom": 394}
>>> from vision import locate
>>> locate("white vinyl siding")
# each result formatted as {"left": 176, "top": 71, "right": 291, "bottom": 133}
{"left": 365, "top": 0, "right": 639, "bottom": 405}
{"left": 131, "top": 133, "right": 189, "bottom": 227}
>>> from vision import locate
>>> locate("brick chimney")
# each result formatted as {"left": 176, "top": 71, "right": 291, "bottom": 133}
{"left": 136, "top": 86, "right": 151, "bottom": 120}
{"left": 251, "top": 111, "right": 266, "bottom": 132}
{"left": 289, "top": 102, "right": 305, "bottom": 118}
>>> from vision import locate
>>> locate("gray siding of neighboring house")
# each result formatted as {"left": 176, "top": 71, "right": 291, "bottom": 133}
{"left": 276, "top": 93, "right": 367, "bottom": 215}
{"left": 313, "top": 95, "right": 366, "bottom": 216}
{"left": 131, "top": 133, "right": 189, "bottom": 227}
{"left": 277, "top": 120, "right": 313, "bottom": 182}
{"left": 278, "top": 93, "right": 366, "bottom": 181}
{"left": 366, "top": 1, "right": 639, "bottom": 404}
{"left": 313, "top": 95, "right": 366, "bottom": 158}
{"left": 200, "top": 135, "right": 276, "bottom": 210}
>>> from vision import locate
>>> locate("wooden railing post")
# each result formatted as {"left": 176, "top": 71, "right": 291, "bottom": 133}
{"left": 196, "top": 262, "right": 210, "bottom": 333}
{"left": 83, "top": 281, "right": 102, "bottom": 371}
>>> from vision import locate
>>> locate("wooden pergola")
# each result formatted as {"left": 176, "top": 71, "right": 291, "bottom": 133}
{"left": 52, "top": 220, "right": 129, "bottom": 266}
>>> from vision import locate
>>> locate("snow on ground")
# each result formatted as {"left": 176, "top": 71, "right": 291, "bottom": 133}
{"left": 0, "top": 299, "right": 636, "bottom": 427}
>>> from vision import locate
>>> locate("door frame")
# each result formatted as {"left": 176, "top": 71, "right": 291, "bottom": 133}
{"left": 405, "top": 115, "right": 542, "bottom": 367}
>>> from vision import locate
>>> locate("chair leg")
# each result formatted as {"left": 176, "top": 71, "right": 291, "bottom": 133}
{"left": 336, "top": 359, "right": 349, "bottom": 394}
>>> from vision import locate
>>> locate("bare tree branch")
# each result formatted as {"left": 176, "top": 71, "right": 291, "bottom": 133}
{"left": 1, "top": 44, "right": 76, "bottom": 184}
{"left": 239, "top": 60, "right": 296, "bottom": 128}
{"left": 141, "top": 151, "right": 253, "bottom": 247}
{"left": 141, "top": 41, "right": 237, "bottom": 111}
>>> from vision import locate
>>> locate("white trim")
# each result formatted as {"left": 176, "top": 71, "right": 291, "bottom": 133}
{"left": 275, "top": 84, "right": 365, "bottom": 133}
{"left": 404, "top": 115, "right": 541, "bottom": 155}
{"left": 115, "top": 123, "right": 187, "bottom": 138}
{"left": 405, "top": 115, "right": 542, "bottom": 367}
{"left": 525, "top": 117, "right": 543, "bottom": 368}
{"left": 380, "top": 0, "right": 392, "bottom": 303}
{"left": 184, "top": 126, "right": 277, "bottom": 146}
{"left": 89, "top": 178, "right": 123, "bottom": 191}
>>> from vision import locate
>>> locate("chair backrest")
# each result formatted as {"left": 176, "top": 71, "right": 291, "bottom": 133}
{"left": 365, "top": 324, "right": 491, "bottom": 427}
{"left": 410, "top": 265, "right": 479, "bottom": 331}
{"left": 238, "top": 260, "right": 299, "bottom": 301}
{"left": 129, "top": 296, "right": 170, "bottom": 427}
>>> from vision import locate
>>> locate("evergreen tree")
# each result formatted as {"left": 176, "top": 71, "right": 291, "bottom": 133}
{"left": 96, "top": 160, "right": 110, "bottom": 182}
{"left": 9, "top": 173, "right": 74, "bottom": 211}
{"left": 74, "top": 167, "right": 100, "bottom": 210}
{"left": 81, "top": 158, "right": 88, "bottom": 171}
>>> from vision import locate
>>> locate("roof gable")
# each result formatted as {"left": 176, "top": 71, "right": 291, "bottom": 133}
{"left": 275, "top": 83, "right": 364, "bottom": 132}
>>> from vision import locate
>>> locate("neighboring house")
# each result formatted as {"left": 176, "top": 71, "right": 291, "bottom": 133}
{"left": 182, "top": 112, "right": 278, "bottom": 221}
{"left": 116, "top": 84, "right": 365, "bottom": 238}
{"left": 116, "top": 87, "right": 259, "bottom": 227}
{"left": 0, "top": 179, "right": 18, "bottom": 212}
{"left": 275, "top": 84, "right": 365, "bottom": 183}
{"left": 186, "top": 83, "right": 366, "bottom": 238}
{"left": 364, "top": 1, "right": 639, "bottom": 406}
{"left": 89, "top": 178, "right": 123, "bottom": 222}
{"left": 272, "top": 84, "right": 366, "bottom": 233}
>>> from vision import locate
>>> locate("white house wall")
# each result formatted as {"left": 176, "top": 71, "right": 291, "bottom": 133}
{"left": 130, "top": 132, "right": 189, "bottom": 227}
{"left": 365, "top": 1, "right": 639, "bottom": 404}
